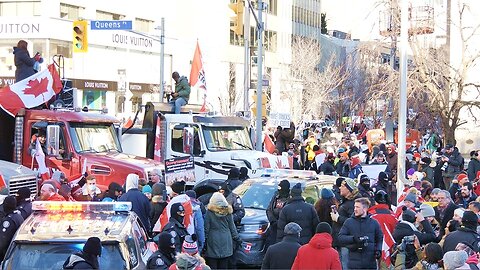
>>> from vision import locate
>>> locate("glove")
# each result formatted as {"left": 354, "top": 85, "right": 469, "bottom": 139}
{"left": 330, "top": 211, "right": 339, "bottom": 222}
{"left": 375, "top": 250, "right": 381, "bottom": 259}
{"left": 353, "top": 236, "right": 362, "bottom": 244}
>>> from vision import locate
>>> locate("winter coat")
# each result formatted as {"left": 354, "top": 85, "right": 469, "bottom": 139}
{"left": 150, "top": 196, "right": 167, "bottom": 232}
{"left": 13, "top": 46, "right": 36, "bottom": 82}
{"left": 191, "top": 199, "right": 206, "bottom": 252}
{"left": 173, "top": 76, "right": 191, "bottom": 102}
{"left": 204, "top": 195, "right": 240, "bottom": 259}
{"left": 119, "top": 188, "right": 152, "bottom": 232}
{"left": 261, "top": 235, "right": 301, "bottom": 269}
{"left": 147, "top": 250, "right": 175, "bottom": 270}
{"left": 319, "top": 160, "right": 336, "bottom": 175}
{"left": 274, "top": 127, "right": 287, "bottom": 153}
{"left": 468, "top": 158, "right": 480, "bottom": 181}
{"left": 162, "top": 217, "right": 189, "bottom": 253}
{"left": 276, "top": 196, "right": 320, "bottom": 244}
{"left": 63, "top": 252, "right": 98, "bottom": 269}
{"left": 224, "top": 191, "right": 245, "bottom": 225}
{"left": 444, "top": 148, "right": 464, "bottom": 176}
{"left": 349, "top": 164, "right": 364, "bottom": 180}
{"left": 387, "top": 152, "right": 398, "bottom": 175}
{"left": 338, "top": 214, "right": 383, "bottom": 270}
{"left": 291, "top": 233, "right": 342, "bottom": 270}
{"left": 336, "top": 160, "right": 351, "bottom": 177}
{"left": 16, "top": 199, "right": 32, "bottom": 220}
{"left": 443, "top": 226, "right": 480, "bottom": 253}
{"left": 421, "top": 166, "right": 436, "bottom": 185}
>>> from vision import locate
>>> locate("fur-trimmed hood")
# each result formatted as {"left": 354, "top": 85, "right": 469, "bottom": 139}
{"left": 207, "top": 192, "right": 233, "bottom": 216}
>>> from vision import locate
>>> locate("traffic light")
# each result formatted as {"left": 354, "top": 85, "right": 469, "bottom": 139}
{"left": 229, "top": 0, "right": 244, "bottom": 36}
{"left": 250, "top": 91, "right": 267, "bottom": 118}
{"left": 72, "top": 20, "right": 88, "bottom": 53}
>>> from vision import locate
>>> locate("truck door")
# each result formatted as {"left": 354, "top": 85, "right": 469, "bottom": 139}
{"left": 170, "top": 123, "right": 205, "bottom": 181}
{"left": 27, "top": 123, "right": 75, "bottom": 177}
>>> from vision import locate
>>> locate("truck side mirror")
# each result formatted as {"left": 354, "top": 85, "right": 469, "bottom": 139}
{"left": 182, "top": 127, "right": 194, "bottom": 155}
{"left": 46, "top": 125, "right": 60, "bottom": 157}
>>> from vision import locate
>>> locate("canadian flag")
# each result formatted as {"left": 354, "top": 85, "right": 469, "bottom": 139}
{"left": 263, "top": 133, "right": 275, "bottom": 154}
{"left": 153, "top": 117, "right": 162, "bottom": 162}
{"left": 189, "top": 41, "right": 207, "bottom": 112}
{"left": 382, "top": 223, "right": 396, "bottom": 266}
{"left": 0, "top": 64, "right": 62, "bottom": 116}
{"left": 153, "top": 193, "right": 194, "bottom": 234}
{"left": 0, "top": 174, "right": 7, "bottom": 191}
{"left": 35, "top": 138, "right": 50, "bottom": 181}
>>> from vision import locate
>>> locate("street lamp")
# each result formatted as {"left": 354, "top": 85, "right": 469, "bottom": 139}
{"left": 155, "top": 18, "right": 165, "bottom": 102}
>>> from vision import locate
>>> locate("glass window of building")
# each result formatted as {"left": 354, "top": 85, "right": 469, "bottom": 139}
{"left": 265, "top": 0, "right": 277, "bottom": 15}
{"left": 96, "top": 10, "right": 125, "bottom": 20}
{"left": 135, "top": 18, "right": 153, "bottom": 33}
{"left": 60, "top": 3, "right": 84, "bottom": 20}
{"left": 0, "top": 1, "right": 41, "bottom": 16}
{"left": 49, "top": 39, "right": 72, "bottom": 58}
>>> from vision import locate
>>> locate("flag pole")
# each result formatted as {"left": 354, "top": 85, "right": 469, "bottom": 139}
{"left": 255, "top": 0, "right": 264, "bottom": 151}
{"left": 159, "top": 17, "right": 165, "bottom": 102}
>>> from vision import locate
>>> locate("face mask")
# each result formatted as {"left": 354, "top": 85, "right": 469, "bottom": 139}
{"left": 89, "top": 184, "right": 97, "bottom": 191}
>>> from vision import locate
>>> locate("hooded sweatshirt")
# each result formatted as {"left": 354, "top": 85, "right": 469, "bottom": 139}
{"left": 118, "top": 173, "right": 151, "bottom": 230}
{"left": 291, "top": 233, "right": 341, "bottom": 270}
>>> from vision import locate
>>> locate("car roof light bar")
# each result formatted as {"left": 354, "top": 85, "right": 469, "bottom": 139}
{"left": 32, "top": 201, "right": 132, "bottom": 212}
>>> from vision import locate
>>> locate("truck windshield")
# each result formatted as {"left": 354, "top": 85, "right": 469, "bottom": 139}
{"left": 69, "top": 123, "right": 121, "bottom": 153}
{"left": 3, "top": 242, "right": 126, "bottom": 270}
{"left": 202, "top": 126, "right": 253, "bottom": 151}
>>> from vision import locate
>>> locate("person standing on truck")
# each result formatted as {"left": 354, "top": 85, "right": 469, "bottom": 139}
{"left": 0, "top": 196, "right": 24, "bottom": 261}
{"left": 63, "top": 237, "right": 102, "bottom": 269}
{"left": 170, "top": 72, "right": 191, "bottom": 114}
{"left": 13, "top": 40, "right": 42, "bottom": 82}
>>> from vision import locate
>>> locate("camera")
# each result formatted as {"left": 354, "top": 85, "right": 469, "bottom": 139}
{"left": 331, "top": 205, "right": 338, "bottom": 213}
{"left": 441, "top": 162, "right": 448, "bottom": 171}
{"left": 357, "top": 236, "right": 369, "bottom": 250}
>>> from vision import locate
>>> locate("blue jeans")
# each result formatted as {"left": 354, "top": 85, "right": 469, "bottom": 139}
{"left": 169, "top": 97, "right": 187, "bottom": 114}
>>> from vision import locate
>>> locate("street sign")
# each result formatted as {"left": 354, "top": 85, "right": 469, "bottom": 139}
{"left": 91, "top": 20, "right": 132, "bottom": 30}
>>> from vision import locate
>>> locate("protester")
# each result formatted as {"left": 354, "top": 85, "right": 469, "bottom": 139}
{"left": 39, "top": 183, "right": 66, "bottom": 201}
{"left": 266, "top": 179, "right": 290, "bottom": 247}
{"left": 338, "top": 197, "right": 383, "bottom": 270}
{"left": 467, "top": 150, "right": 480, "bottom": 182}
{"left": 218, "top": 180, "right": 245, "bottom": 226}
{"left": 79, "top": 175, "right": 102, "bottom": 201}
{"left": 101, "top": 182, "right": 124, "bottom": 202}
{"left": 150, "top": 183, "right": 168, "bottom": 233}
{"left": 63, "top": 237, "right": 102, "bottom": 269}
{"left": 170, "top": 71, "right": 191, "bottom": 114}
{"left": 441, "top": 144, "right": 464, "bottom": 190}
{"left": 291, "top": 222, "right": 341, "bottom": 270}
{"left": 443, "top": 210, "right": 480, "bottom": 253}
{"left": 443, "top": 250, "right": 469, "bottom": 270}
{"left": 239, "top": 167, "right": 249, "bottom": 181}
{"left": 262, "top": 222, "right": 302, "bottom": 269}
{"left": 314, "top": 188, "right": 339, "bottom": 227}
{"left": 162, "top": 202, "right": 189, "bottom": 253}
{"left": 277, "top": 183, "right": 319, "bottom": 244}
{"left": 119, "top": 173, "right": 152, "bottom": 232}
{"left": 168, "top": 235, "right": 210, "bottom": 270}
{"left": 204, "top": 192, "right": 241, "bottom": 269}
{"left": 13, "top": 39, "right": 41, "bottom": 82}
{"left": 435, "top": 190, "right": 459, "bottom": 239}
{"left": 185, "top": 190, "right": 206, "bottom": 253}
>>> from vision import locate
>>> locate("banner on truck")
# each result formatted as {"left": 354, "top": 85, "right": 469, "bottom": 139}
{"left": 165, "top": 156, "right": 195, "bottom": 186}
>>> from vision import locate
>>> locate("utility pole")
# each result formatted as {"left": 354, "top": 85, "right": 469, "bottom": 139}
{"left": 397, "top": 0, "right": 408, "bottom": 202}
{"left": 243, "top": 1, "right": 250, "bottom": 112}
{"left": 255, "top": 0, "right": 264, "bottom": 151}
{"left": 159, "top": 18, "right": 165, "bottom": 101}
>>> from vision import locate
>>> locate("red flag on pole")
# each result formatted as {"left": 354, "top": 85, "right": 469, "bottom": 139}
{"left": 189, "top": 41, "right": 207, "bottom": 111}
{"left": 0, "top": 64, "right": 62, "bottom": 116}
{"left": 154, "top": 117, "right": 162, "bottom": 162}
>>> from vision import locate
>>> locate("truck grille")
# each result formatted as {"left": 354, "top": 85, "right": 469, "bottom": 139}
{"left": 9, "top": 176, "right": 38, "bottom": 197}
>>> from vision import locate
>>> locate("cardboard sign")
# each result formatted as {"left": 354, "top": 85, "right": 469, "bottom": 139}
{"left": 268, "top": 112, "right": 291, "bottom": 128}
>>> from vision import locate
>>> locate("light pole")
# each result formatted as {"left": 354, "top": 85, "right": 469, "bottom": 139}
{"left": 255, "top": 0, "right": 264, "bottom": 151}
{"left": 158, "top": 18, "right": 165, "bottom": 102}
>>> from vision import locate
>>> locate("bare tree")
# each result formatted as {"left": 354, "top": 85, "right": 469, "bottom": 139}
{"left": 218, "top": 62, "right": 242, "bottom": 115}
{"left": 409, "top": 2, "right": 480, "bottom": 144}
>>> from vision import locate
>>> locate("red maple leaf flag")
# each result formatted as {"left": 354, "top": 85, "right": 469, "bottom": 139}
{"left": 0, "top": 64, "right": 62, "bottom": 116}
{"left": 35, "top": 138, "right": 50, "bottom": 181}
{"left": 189, "top": 41, "right": 207, "bottom": 112}
{"left": 154, "top": 117, "right": 163, "bottom": 162}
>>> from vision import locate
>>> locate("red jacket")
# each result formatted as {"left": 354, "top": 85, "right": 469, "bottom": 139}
{"left": 368, "top": 204, "right": 398, "bottom": 235}
{"left": 291, "top": 233, "right": 341, "bottom": 270}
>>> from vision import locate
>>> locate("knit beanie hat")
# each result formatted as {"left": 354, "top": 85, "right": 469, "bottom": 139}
{"left": 142, "top": 184, "right": 152, "bottom": 194}
{"left": 378, "top": 171, "right": 388, "bottom": 183}
{"left": 443, "top": 250, "right": 468, "bottom": 270}
{"left": 152, "top": 183, "right": 166, "bottom": 197}
{"left": 182, "top": 235, "right": 198, "bottom": 255}
{"left": 2, "top": 195, "right": 16, "bottom": 213}
{"left": 404, "top": 192, "right": 418, "bottom": 204}
{"left": 175, "top": 253, "right": 200, "bottom": 270}
{"left": 171, "top": 180, "right": 186, "bottom": 194}
{"left": 227, "top": 168, "right": 240, "bottom": 180}
{"left": 321, "top": 188, "right": 334, "bottom": 199}
{"left": 278, "top": 179, "right": 290, "bottom": 191}
{"left": 83, "top": 237, "right": 102, "bottom": 256}
{"left": 185, "top": 190, "right": 197, "bottom": 199}
{"left": 342, "top": 178, "right": 357, "bottom": 193}
{"left": 291, "top": 183, "right": 303, "bottom": 197}
{"left": 407, "top": 168, "right": 416, "bottom": 177}
{"left": 335, "top": 177, "right": 345, "bottom": 188}
{"left": 462, "top": 211, "right": 478, "bottom": 229}
{"left": 402, "top": 206, "right": 417, "bottom": 223}
{"left": 316, "top": 222, "right": 332, "bottom": 234}
{"left": 374, "top": 190, "right": 388, "bottom": 204}
{"left": 16, "top": 187, "right": 31, "bottom": 201}
{"left": 284, "top": 222, "right": 302, "bottom": 235}
{"left": 420, "top": 203, "right": 435, "bottom": 218}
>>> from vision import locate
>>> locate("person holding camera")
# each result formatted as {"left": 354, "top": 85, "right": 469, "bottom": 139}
{"left": 338, "top": 197, "right": 383, "bottom": 270}
{"left": 13, "top": 40, "right": 43, "bottom": 82}
{"left": 393, "top": 207, "right": 437, "bottom": 268}
{"left": 394, "top": 236, "right": 444, "bottom": 270}
{"left": 441, "top": 144, "right": 465, "bottom": 190}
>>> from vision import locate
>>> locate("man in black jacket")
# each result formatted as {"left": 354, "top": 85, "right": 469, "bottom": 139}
{"left": 276, "top": 183, "right": 319, "bottom": 244}
{"left": 441, "top": 144, "right": 464, "bottom": 190}
{"left": 338, "top": 197, "right": 383, "bottom": 270}
{"left": 266, "top": 179, "right": 290, "bottom": 246}
{"left": 443, "top": 211, "right": 480, "bottom": 253}
{"left": 434, "top": 190, "right": 459, "bottom": 239}
{"left": 147, "top": 232, "right": 177, "bottom": 270}
{"left": 262, "top": 222, "right": 302, "bottom": 269}
{"left": 162, "top": 203, "right": 189, "bottom": 253}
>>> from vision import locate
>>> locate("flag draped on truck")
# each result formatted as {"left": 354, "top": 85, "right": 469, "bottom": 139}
{"left": 189, "top": 41, "right": 207, "bottom": 112}
{"left": 35, "top": 138, "right": 50, "bottom": 181}
{"left": 0, "top": 64, "right": 62, "bottom": 116}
